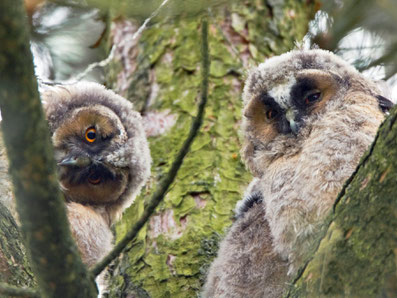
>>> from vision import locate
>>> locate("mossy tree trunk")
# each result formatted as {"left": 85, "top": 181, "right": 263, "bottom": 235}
{"left": 105, "top": 1, "right": 317, "bottom": 296}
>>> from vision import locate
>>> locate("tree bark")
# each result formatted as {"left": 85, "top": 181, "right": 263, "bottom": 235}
{"left": 0, "top": 200, "right": 35, "bottom": 289}
{"left": 105, "top": 1, "right": 317, "bottom": 296}
{"left": 0, "top": 132, "right": 35, "bottom": 290}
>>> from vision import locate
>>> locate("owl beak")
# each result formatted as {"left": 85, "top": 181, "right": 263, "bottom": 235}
{"left": 58, "top": 156, "right": 92, "bottom": 168}
{"left": 286, "top": 109, "right": 299, "bottom": 134}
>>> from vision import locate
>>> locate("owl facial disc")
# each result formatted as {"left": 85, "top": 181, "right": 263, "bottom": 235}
{"left": 52, "top": 105, "right": 131, "bottom": 205}
{"left": 42, "top": 81, "right": 151, "bottom": 222}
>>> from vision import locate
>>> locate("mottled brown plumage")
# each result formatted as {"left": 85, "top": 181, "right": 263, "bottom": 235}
{"left": 204, "top": 49, "right": 393, "bottom": 297}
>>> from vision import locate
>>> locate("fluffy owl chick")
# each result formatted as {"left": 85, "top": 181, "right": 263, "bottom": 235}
{"left": 203, "top": 49, "right": 393, "bottom": 297}
{"left": 41, "top": 82, "right": 151, "bottom": 266}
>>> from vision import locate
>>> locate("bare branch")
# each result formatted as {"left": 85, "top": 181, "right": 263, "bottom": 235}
{"left": 68, "top": 0, "right": 170, "bottom": 83}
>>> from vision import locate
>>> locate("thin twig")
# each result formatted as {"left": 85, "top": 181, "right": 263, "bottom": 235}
{"left": 0, "top": 282, "right": 39, "bottom": 298}
{"left": 364, "top": 42, "right": 397, "bottom": 71}
{"left": 91, "top": 16, "right": 210, "bottom": 277}
{"left": 69, "top": 0, "right": 170, "bottom": 83}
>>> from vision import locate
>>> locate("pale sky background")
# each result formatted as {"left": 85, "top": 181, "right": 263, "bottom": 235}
{"left": 305, "top": 10, "right": 397, "bottom": 102}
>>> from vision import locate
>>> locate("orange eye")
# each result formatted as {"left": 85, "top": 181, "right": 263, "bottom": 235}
{"left": 85, "top": 127, "right": 96, "bottom": 143}
{"left": 266, "top": 109, "right": 278, "bottom": 120}
{"left": 88, "top": 172, "right": 101, "bottom": 185}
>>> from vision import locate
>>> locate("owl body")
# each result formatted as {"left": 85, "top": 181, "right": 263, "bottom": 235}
{"left": 204, "top": 49, "right": 392, "bottom": 297}
{"left": 41, "top": 82, "right": 151, "bottom": 267}
{"left": 66, "top": 202, "right": 113, "bottom": 267}
{"left": 205, "top": 198, "right": 288, "bottom": 298}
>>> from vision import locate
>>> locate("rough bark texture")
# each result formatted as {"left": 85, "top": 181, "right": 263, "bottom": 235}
{"left": 0, "top": 201, "right": 35, "bottom": 289}
{"left": 105, "top": 1, "right": 317, "bottom": 296}
{"left": 286, "top": 106, "right": 397, "bottom": 297}
{"left": 0, "top": 132, "right": 35, "bottom": 289}
{"left": 0, "top": 0, "right": 97, "bottom": 297}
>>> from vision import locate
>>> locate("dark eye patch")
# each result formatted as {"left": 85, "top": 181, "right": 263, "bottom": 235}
{"left": 259, "top": 93, "right": 283, "bottom": 119}
{"left": 290, "top": 77, "right": 318, "bottom": 109}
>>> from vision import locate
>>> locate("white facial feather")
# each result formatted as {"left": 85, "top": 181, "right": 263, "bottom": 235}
{"left": 268, "top": 77, "right": 296, "bottom": 109}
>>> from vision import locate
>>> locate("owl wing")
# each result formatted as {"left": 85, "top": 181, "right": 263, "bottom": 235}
{"left": 203, "top": 202, "right": 288, "bottom": 298}
{"left": 235, "top": 178, "right": 263, "bottom": 219}
{"left": 235, "top": 192, "right": 263, "bottom": 219}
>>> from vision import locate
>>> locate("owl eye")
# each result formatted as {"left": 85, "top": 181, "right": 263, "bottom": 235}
{"left": 266, "top": 109, "right": 278, "bottom": 120}
{"left": 88, "top": 172, "right": 101, "bottom": 185}
{"left": 85, "top": 127, "right": 96, "bottom": 143}
{"left": 305, "top": 91, "right": 321, "bottom": 105}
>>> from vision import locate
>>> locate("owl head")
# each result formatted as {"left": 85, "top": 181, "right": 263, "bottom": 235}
{"left": 241, "top": 49, "right": 392, "bottom": 177}
{"left": 42, "top": 82, "right": 151, "bottom": 223}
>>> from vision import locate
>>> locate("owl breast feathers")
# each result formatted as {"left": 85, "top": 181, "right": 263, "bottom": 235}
{"left": 203, "top": 49, "right": 393, "bottom": 297}
{"left": 41, "top": 82, "right": 151, "bottom": 267}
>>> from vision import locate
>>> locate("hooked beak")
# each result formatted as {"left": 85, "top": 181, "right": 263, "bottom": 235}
{"left": 285, "top": 109, "right": 299, "bottom": 134}
{"left": 58, "top": 156, "right": 92, "bottom": 168}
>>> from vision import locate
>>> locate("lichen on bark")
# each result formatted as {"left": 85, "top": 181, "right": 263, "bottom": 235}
{"left": 106, "top": 0, "right": 316, "bottom": 296}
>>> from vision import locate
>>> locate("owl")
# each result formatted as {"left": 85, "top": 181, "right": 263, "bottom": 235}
{"left": 41, "top": 82, "right": 151, "bottom": 267}
{"left": 203, "top": 49, "right": 393, "bottom": 297}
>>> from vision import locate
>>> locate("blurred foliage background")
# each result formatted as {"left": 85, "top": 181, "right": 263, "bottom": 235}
{"left": 27, "top": 0, "right": 397, "bottom": 97}
{"left": 309, "top": 0, "right": 397, "bottom": 96}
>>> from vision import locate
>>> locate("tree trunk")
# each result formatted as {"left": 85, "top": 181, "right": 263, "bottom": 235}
{"left": 0, "top": 202, "right": 35, "bottom": 288}
{"left": 0, "top": 132, "right": 35, "bottom": 289}
{"left": 105, "top": 1, "right": 317, "bottom": 296}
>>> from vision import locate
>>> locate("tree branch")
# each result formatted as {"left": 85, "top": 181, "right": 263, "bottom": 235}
{"left": 0, "top": 283, "right": 39, "bottom": 298}
{"left": 91, "top": 16, "right": 210, "bottom": 277}
{"left": 0, "top": 0, "right": 97, "bottom": 296}
{"left": 0, "top": 200, "right": 35, "bottom": 288}
{"left": 69, "top": 0, "right": 170, "bottom": 83}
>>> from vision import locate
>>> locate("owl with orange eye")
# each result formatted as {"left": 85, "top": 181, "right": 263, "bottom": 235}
{"left": 42, "top": 82, "right": 151, "bottom": 268}
{"left": 203, "top": 49, "right": 394, "bottom": 297}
